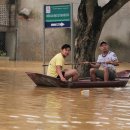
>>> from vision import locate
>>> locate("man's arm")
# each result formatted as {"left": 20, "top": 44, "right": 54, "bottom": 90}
{"left": 106, "top": 52, "right": 119, "bottom": 66}
{"left": 106, "top": 60, "right": 119, "bottom": 66}
{"left": 56, "top": 65, "right": 66, "bottom": 81}
{"left": 90, "top": 63, "right": 100, "bottom": 68}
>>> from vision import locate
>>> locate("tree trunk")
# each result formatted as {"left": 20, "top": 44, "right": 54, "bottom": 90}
{"left": 74, "top": 0, "right": 103, "bottom": 77}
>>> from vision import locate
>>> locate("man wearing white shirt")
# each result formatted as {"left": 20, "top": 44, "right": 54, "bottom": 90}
{"left": 90, "top": 41, "right": 119, "bottom": 81}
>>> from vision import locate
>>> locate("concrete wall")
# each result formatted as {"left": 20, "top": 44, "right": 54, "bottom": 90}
{"left": 16, "top": 0, "right": 75, "bottom": 61}
{"left": 98, "top": 2, "right": 130, "bottom": 60}
{"left": 16, "top": 0, "right": 130, "bottom": 61}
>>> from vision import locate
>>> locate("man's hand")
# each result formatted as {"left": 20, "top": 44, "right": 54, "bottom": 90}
{"left": 60, "top": 77, "right": 67, "bottom": 82}
{"left": 105, "top": 60, "right": 119, "bottom": 66}
{"left": 105, "top": 61, "right": 112, "bottom": 64}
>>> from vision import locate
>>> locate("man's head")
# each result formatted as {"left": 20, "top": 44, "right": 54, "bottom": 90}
{"left": 61, "top": 44, "right": 71, "bottom": 57}
{"left": 99, "top": 41, "right": 109, "bottom": 53}
{"left": 100, "top": 41, "right": 109, "bottom": 46}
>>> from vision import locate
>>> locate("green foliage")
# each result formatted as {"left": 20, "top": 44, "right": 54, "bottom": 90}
{"left": 0, "top": 50, "right": 7, "bottom": 56}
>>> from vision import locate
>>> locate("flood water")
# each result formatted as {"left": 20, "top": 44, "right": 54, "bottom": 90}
{"left": 0, "top": 61, "right": 130, "bottom": 130}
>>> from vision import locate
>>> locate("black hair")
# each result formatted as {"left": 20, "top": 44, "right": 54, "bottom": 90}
{"left": 61, "top": 44, "right": 71, "bottom": 50}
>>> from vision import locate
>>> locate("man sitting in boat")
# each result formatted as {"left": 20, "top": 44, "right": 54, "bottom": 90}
{"left": 90, "top": 41, "right": 119, "bottom": 81}
{"left": 47, "top": 44, "right": 79, "bottom": 81}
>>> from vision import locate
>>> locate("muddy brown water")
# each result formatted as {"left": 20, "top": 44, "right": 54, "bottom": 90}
{"left": 0, "top": 61, "right": 130, "bottom": 130}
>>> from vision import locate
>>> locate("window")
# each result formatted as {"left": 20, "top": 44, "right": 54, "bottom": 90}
{"left": 8, "top": 0, "right": 16, "bottom": 5}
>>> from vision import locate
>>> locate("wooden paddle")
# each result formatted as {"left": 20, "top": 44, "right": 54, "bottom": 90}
{"left": 42, "top": 62, "right": 93, "bottom": 66}
{"left": 42, "top": 61, "right": 130, "bottom": 66}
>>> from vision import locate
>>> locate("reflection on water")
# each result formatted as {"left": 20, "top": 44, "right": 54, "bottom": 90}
{"left": 0, "top": 61, "right": 130, "bottom": 130}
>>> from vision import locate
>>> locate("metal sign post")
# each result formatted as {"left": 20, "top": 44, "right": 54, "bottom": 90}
{"left": 42, "top": 5, "right": 46, "bottom": 74}
{"left": 70, "top": 3, "right": 74, "bottom": 68}
{"left": 43, "top": 4, "right": 73, "bottom": 74}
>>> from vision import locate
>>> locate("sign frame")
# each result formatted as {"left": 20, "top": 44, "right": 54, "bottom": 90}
{"left": 42, "top": 3, "right": 74, "bottom": 73}
{"left": 44, "top": 4, "right": 71, "bottom": 28}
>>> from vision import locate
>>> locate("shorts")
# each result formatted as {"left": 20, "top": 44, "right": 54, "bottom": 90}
{"left": 95, "top": 68, "right": 116, "bottom": 80}
{"left": 57, "top": 71, "right": 65, "bottom": 78}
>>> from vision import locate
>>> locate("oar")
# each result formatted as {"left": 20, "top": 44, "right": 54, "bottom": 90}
{"left": 81, "top": 61, "right": 130, "bottom": 64}
{"left": 42, "top": 62, "right": 94, "bottom": 66}
{"left": 42, "top": 61, "right": 130, "bottom": 67}
{"left": 42, "top": 63, "right": 81, "bottom": 66}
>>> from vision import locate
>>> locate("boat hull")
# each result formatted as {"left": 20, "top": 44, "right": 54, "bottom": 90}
{"left": 26, "top": 71, "right": 129, "bottom": 88}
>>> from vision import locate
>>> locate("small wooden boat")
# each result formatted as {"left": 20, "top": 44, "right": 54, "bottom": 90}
{"left": 26, "top": 70, "right": 130, "bottom": 88}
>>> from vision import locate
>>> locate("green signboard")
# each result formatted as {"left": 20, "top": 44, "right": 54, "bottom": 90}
{"left": 44, "top": 4, "right": 71, "bottom": 28}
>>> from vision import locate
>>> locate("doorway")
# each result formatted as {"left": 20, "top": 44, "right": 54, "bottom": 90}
{"left": 0, "top": 32, "right": 7, "bottom": 56}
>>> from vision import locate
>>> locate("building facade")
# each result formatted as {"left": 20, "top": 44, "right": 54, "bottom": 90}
{"left": 0, "top": 0, "right": 17, "bottom": 60}
{"left": 0, "top": 0, "right": 130, "bottom": 61}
